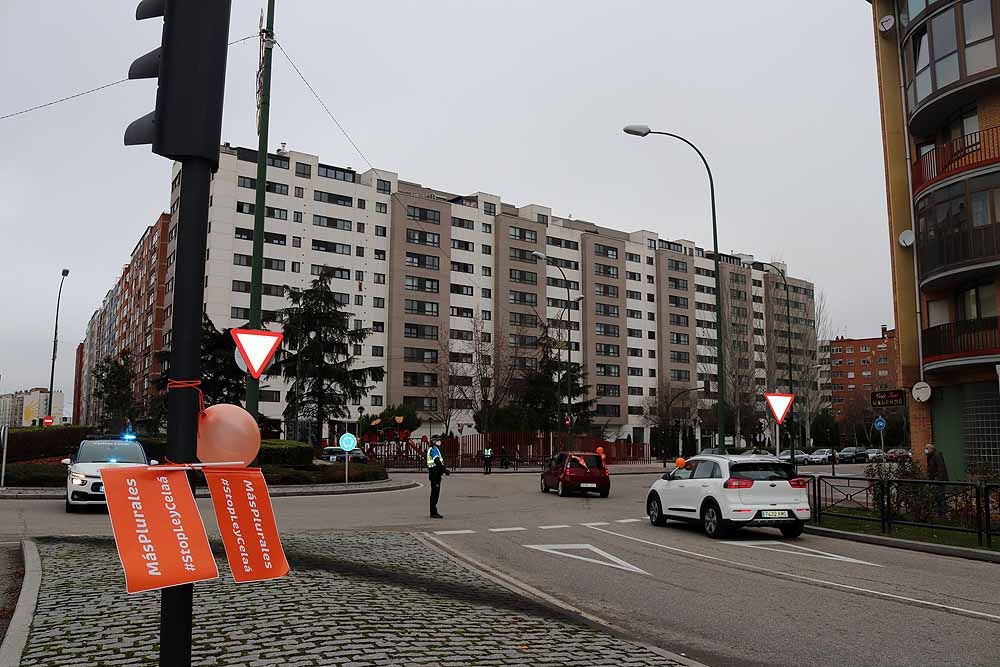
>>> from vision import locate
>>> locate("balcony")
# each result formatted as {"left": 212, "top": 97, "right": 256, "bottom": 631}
{"left": 922, "top": 316, "right": 1000, "bottom": 370}
{"left": 917, "top": 221, "right": 1000, "bottom": 288}
{"left": 912, "top": 126, "right": 1000, "bottom": 195}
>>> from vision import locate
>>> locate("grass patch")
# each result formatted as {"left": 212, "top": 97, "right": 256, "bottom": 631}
{"left": 817, "top": 508, "right": 998, "bottom": 552}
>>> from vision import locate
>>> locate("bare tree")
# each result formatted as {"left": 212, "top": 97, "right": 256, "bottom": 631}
{"left": 793, "top": 290, "right": 831, "bottom": 447}
{"left": 455, "top": 315, "right": 525, "bottom": 432}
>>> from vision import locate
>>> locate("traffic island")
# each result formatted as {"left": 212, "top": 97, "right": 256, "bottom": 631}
{"left": 11, "top": 533, "right": 696, "bottom": 666}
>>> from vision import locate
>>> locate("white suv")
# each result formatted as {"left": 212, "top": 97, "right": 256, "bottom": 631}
{"left": 62, "top": 438, "right": 155, "bottom": 512}
{"left": 646, "top": 455, "right": 811, "bottom": 538}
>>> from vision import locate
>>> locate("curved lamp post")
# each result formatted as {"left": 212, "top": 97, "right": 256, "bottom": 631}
{"left": 48, "top": 268, "right": 70, "bottom": 423}
{"left": 623, "top": 125, "right": 726, "bottom": 450}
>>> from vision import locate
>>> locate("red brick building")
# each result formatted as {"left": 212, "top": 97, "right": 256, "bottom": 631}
{"left": 830, "top": 325, "right": 899, "bottom": 419}
{"left": 72, "top": 342, "right": 84, "bottom": 424}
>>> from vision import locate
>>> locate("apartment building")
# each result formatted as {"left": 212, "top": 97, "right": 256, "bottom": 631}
{"left": 0, "top": 388, "right": 64, "bottom": 428}
{"left": 829, "top": 326, "right": 899, "bottom": 414}
{"left": 79, "top": 141, "right": 822, "bottom": 446}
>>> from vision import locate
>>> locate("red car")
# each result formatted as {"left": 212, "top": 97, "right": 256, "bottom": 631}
{"left": 540, "top": 451, "right": 610, "bottom": 498}
{"left": 886, "top": 448, "right": 912, "bottom": 462}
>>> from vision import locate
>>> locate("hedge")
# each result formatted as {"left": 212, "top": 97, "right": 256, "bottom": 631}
{"left": 258, "top": 440, "right": 313, "bottom": 466}
{"left": 1, "top": 462, "right": 387, "bottom": 487}
{"left": 5, "top": 426, "right": 94, "bottom": 463}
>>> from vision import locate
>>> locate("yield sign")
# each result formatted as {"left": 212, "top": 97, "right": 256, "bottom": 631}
{"left": 231, "top": 328, "right": 283, "bottom": 379}
{"left": 523, "top": 544, "right": 648, "bottom": 574}
{"left": 764, "top": 393, "right": 794, "bottom": 425}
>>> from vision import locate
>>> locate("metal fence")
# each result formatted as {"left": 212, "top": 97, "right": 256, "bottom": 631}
{"left": 813, "top": 475, "right": 998, "bottom": 548}
{"left": 363, "top": 432, "right": 651, "bottom": 470}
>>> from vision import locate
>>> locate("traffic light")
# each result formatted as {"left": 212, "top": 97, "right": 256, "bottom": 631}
{"left": 125, "top": 0, "right": 232, "bottom": 167}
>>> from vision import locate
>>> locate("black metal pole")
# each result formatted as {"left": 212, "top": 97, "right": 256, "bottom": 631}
{"left": 161, "top": 158, "right": 211, "bottom": 667}
{"left": 48, "top": 270, "right": 69, "bottom": 421}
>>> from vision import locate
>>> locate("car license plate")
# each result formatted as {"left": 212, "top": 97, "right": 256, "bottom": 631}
{"left": 580, "top": 483, "right": 597, "bottom": 488}
{"left": 761, "top": 510, "right": 788, "bottom": 518}
{"left": 93, "top": 483, "right": 103, "bottom": 493}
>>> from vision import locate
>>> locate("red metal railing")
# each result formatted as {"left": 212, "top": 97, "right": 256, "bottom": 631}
{"left": 912, "top": 126, "right": 1000, "bottom": 195}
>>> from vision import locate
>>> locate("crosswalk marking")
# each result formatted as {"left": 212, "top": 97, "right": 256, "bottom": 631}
{"left": 433, "top": 530, "right": 476, "bottom": 535}
{"left": 539, "top": 524, "right": 571, "bottom": 530}
{"left": 615, "top": 519, "right": 642, "bottom": 523}
{"left": 489, "top": 527, "right": 526, "bottom": 532}
{"left": 581, "top": 522, "right": 610, "bottom": 527}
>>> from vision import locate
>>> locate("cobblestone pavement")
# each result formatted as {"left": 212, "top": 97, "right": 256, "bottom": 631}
{"left": 19, "top": 533, "right": 686, "bottom": 666}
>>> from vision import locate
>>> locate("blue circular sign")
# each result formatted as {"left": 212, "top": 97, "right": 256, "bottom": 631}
{"left": 339, "top": 432, "right": 358, "bottom": 451}
{"left": 874, "top": 416, "right": 886, "bottom": 432}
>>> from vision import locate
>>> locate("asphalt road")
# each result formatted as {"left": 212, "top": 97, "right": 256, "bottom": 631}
{"left": 2, "top": 469, "right": 997, "bottom": 667}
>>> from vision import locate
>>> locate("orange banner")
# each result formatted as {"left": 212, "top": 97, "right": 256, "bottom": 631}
{"left": 101, "top": 467, "right": 219, "bottom": 594}
{"left": 203, "top": 468, "right": 290, "bottom": 583}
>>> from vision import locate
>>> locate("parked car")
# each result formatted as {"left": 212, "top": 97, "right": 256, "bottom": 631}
{"left": 541, "top": 452, "right": 610, "bottom": 497}
{"left": 738, "top": 449, "right": 773, "bottom": 457}
{"left": 646, "top": 454, "right": 810, "bottom": 539}
{"left": 62, "top": 438, "right": 156, "bottom": 512}
{"left": 837, "top": 447, "right": 869, "bottom": 464}
{"left": 807, "top": 448, "right": 834, "bottom": 464}
{"left": 777, "top": 449, "right": 810, "bottom": 465}
{"left": 322, "top": 446, "right": 369, "bottom": 464}
{"left": 864, "top": 449, "right": 886, "bottom": 463}
{"left": 886, "top": 448, "right": 912, "bottom": 462}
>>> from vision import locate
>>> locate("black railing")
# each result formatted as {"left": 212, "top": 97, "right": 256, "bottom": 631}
{"left": 813, "top": 475, "right": 995, "bottom": 548}
{"left": 917, "top": 223, "right": 1000, "bottom": 280}
{"left": 922, "top": 316, "right": 1000, "bottom": 359}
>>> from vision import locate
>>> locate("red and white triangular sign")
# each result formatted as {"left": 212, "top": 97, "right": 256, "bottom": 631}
{"left": 764, "top": 393, "right": 794, "bottom": 425}
{"left": 231, "top": 329, "right": 283, "bottom": 379}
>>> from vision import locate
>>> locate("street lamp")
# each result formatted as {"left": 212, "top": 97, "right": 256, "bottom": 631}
{"left": 532, "top": 251, "right": 583, "bottom": 448}
{"left": 48, "top": 268, "right": 70, "bottom": 422}
{"left": 623, "top": 125, "right": 727, "bottom": 450}
{"left": 759, "top": 261, "right": 796, "bottom": 474}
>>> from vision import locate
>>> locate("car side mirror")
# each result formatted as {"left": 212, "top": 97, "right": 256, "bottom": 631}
{"left": 661, "top": 472, "right": 672, "bottom": 481}
{"left": 149, "top": 460, "right": 159, "bottom": 465}
{"left": 61, "top": 458, "right": 71, "bottom": 465}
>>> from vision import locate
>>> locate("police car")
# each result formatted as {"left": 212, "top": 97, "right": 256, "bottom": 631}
{"left": 62, "top": 435, "right": 156, "bottom": 512}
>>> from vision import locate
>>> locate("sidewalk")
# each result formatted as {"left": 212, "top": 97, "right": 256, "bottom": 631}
{"left": 0, "top": 478, "right": 418, "bottom": 501}
{"left": 11, "top": 533, "right": 693, "bottom": 666}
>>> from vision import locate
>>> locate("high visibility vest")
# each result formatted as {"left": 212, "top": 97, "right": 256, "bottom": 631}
{"left": 484, "top": 448, "right": 493, "bottom": 457}
{"left": 427, "top": 447, "right": 441, "bottom": 468}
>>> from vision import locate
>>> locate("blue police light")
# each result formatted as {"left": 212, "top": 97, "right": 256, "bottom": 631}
{"left": 121, "top": 433, "right": 137, "bottom": 441}
{"left": 109, "top": 458, "right": 119, "bottom": 463}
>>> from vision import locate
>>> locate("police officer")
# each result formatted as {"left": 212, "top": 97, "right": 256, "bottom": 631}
{"left": 427, "top": 439, "right": 450, "bottom": 518}
{"left": 483, "top": 446, "right": 493, "bottom": 474}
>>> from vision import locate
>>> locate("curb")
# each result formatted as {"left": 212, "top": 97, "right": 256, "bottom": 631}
{"left": 804, "top": 525, "right": 1000, "bottom": 564}
{"left": 417, "top": 532, "right": 707, "bottom": 666}
{"left": 0, "top": 480, "right": 420, "bottom": 501}
{"left": 0, "top": 540, "right": 40, "bottom": 667}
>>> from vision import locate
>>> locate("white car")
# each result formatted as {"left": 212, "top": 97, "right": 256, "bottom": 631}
{"left": 645, "top": 455, "right": 811, "bottom": 539}
{"left": 62, "top": 438, "right": 156, "bottom": 512}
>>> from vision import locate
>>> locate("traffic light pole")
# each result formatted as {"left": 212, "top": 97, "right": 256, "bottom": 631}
{"left": 246, "top": 0, "right": 276, "bottom": 418}
{"left": 162, "top": 158, "right": 212, "bottom": 667}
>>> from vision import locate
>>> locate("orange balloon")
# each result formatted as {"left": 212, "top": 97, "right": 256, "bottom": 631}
{"left": 675, "top": 457, "right": 687, "bottom": 469}
{"left": 596, "top": 446, "right": 605, "bottom": 455}
{"left": 197, "top": 404, "right": 261, "bottom": 466}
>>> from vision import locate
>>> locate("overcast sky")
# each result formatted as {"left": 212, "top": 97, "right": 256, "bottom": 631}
{"left": 0, "top": 0, "right": 889, "bottom": 407}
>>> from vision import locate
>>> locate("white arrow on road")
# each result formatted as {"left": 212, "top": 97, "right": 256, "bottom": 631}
{"left": 523, "top": 543, "right": 648, "bottom": 574}
{"left": 719, "top": 540, "right": 882, "bottom": 566}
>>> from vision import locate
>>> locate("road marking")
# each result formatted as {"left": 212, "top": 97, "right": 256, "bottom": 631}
{"left": 488, "top": 527, "right": 526, "bottom": 532}
{"left": 539, "top": 524, "right": 571, "bottom": 530}
{"left": 720, "top": 540, "right": 882, "bottom": 566}
{"left": 615, "top": 518, "right": 642, "bottom": 523}
{"left": 581, "top": 522, "right": 609, "bottom": 527}
{"left": 433, "top": 530, "right": 476, "bottom": 535}
{"left": 524, "top": 543, "right": 648, "bottom": 574}
{"left": 586, "top": 526, "right": 1000, "bottom": 623}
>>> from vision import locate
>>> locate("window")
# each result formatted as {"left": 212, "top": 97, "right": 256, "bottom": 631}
{"left": 376, "top": 202, "right": 388, "bottom": 214}
{"left": 626, "top": 289, "right": 642, "bottom": 300}
{"left": 294, "top": 186, "right": 304, "bottom": 198}
{"left": 405, "top": 276, "right": 440, "bottom": 293}
{"left": 595, "top": 404, "right": 620, "bottom": 417}
{"left": 482, "top": 266, "right": 492, "bottom": 276}
{"left": 596, "top": 342, "right": 620, "bottom": 356}
{"left": 314, "top": 190, "right": 353, "bottom": 207}
{"left": 548, "top": 297, "right": 581, "bottom": 310}
{"left": 670, "top": 351, "right": 690, "bottom": 363}
{"left": 595, "top": 283, "right": 619, "bottom": 298}
{"left": 669, "top": 295, "right": 689, "bottom": 308}
{"left": 357, "top": 199, "right": 366, "bottom": 210}
{"left": 627, "top": 309, "right": 642, "bottom": 319}
{"left": 375, "top": 225, "right": 387, "bottom": 237}
{"left": 407, "top": 229, "right": 440, "bottom": 247}
{"left": 404, "top": 372, "right": 438, "bottom": 388}
{"left": 374, "top": 273, "right": 386, "bottom": 284}
{"left": 596, "top": 364, "right": 621, "bottom": 377}
{"left": 668, "top": 277, "right": 689, "bottom": 290}
{"left": 959, "top": 282, "right": 998, "bottom": 318}
{"left": 509, "top": 226, "right": 537, "bottom": 243}
{"left": 295, "top": 162, "right": 311, "bottom": 178}
{"left": 547, "top": 256, "right": 579, "bottom": 270}
{"left": 965, "top": 0, "right": 997, "bottom": 75}
{"left": 262, "top": 257, "right": 285, "bottom": 271}
{"left": 595, "top": 324, "right": 620, "bottom": 338}
{"left": 932, "top": 9, "right": 960, "bottom": 89}
{"left": 451, "top": 239, "right": 474, "bottom": 252}
{"left": 548, "top": 236, "right": 579, "bottom": 250}
{"left": 293, "top": 211, "right": 303, "bottom": 223}
{"left": 405, "top": 323, "right": 439, "bottom": 340}
{"left": 668, "top": 259, "right": 688, "bottom": 272}
{"left": 509, "top": 334, "right": 539, "bottom": 349}
{"left": 405, "top": 300, "right": 439, "bottom": 316}
{"left": 259, "top": 390, "right": 280, "bottom": 403}
{"left": 451, "top": 306, "right": 474, "bottom": 318}
{"left": 627, "top": 328, "right": 642, "bottom": 338}
{"left": 596, "top": 384, "right": 621, "bottom": 397}
{"left": 670, "top": 332, "right": 690, "bottom": 345}
{"left": 451, "top": 261, "right": 474, "bottom": 274}
{"left": 670, "top": 369, "right": 691, "bottom": 382}
{"left": 510, "top": 312, "right": 540, "bottom": 328}
{"left": 313, "top": 215, "right": 352, "bottom": 231}
{"left": 452, "top": 217, "right": 474, "bottom": 230}
{"left": 594, "top": 243, "right": 618, "bottom": 259}
{"left": 508, "top": 290, "right": 537, "bottom": 306}
{"left": 406, "top": 252, "right": 440, "bottom": 270}
{"left": 317, "top": 164, "right": 355, "bottom": 182}
{"left": 595, "top": 263, "right": 619, "bottom": 278}
{"left": 626, "top": 271, "right": 642, "bottom": 282}
{"left": 483, "top": 202, "right": 496, "bottom": 215}
{"left": 595, "top": 303, "right": 619, "bottom": 318}
{"left": 510, "top": 269, "right": 537, "bottom": 284}
{"left": 451, "top": 283, "right": 474, "bottom": 296}
{"left": 406, "top": 206, "right": 441, "bottom": 223}
{"left": 377, "top": 179, "right": 391, "bottom": 194}
{"left": 669, "top": 313, "right": 689, "bottom": 326}
{"left": 312, "top": 239, "right": 351, "bottom": 254}
{"left": 291, "top": 261, "right": 300, "bottom": 273}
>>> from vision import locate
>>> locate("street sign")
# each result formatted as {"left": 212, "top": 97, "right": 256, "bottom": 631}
{"left": 42, "top": 415, "right": 54, "bottom": 427}
{"left": 338, "top": 432, "right": 357, "bottom": 452}
{"left": 874, "top": 416, "right": 886, "bottom": 432}
{"left": 871, "top": 389, "right": 906, "bottom": 408}
{"left": 764, "top": 393, "right": 794, "bottom": 425}
{"left": 233, "top": 347, "right": 248, "bottom": 373}
{"left": 230, "top": 328, "right": 283, "bottom": 379}
{"left": 912, "top": 381, "right": 932, "bottom": 403}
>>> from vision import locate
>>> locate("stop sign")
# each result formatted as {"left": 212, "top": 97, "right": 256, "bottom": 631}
{"left": 42, "top": 415, "right": 54, "bottom": 427}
